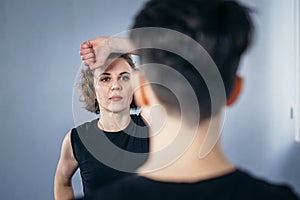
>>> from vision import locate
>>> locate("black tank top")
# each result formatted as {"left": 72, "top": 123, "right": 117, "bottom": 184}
{"left": 71, "top": 114, "right": 149, "bottom": 198}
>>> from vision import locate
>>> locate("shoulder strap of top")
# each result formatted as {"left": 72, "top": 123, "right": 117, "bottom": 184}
{"left": 70, "top": 128, "right": 79, "bottom": 161}
{"left": 70, "top": 119, "right": 99, "bottom": 163}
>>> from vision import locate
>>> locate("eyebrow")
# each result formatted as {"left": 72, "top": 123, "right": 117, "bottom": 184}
{"left": 120, "top": 72, "right": 130, "bottom": 76}
{"left": 98, "top": 71, "right": 130, "bottom": 76}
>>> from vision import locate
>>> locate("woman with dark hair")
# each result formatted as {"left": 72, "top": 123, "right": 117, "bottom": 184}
{"left": 54, "top": 54, "right": 149, "bottom": 200}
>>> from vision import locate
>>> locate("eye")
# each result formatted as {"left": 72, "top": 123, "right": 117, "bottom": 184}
{"left": 120, "top": 75, "right": 130, "bottom": 81}
{"left": 100, "top": 77, "right": 110, "bottom": 82}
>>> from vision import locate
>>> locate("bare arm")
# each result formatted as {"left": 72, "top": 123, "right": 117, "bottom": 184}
{"left": 80, "top": 36, "right": 137, "bottom": 70}
{"left": 54, "top": 131, "right": 79, "bottom": 200}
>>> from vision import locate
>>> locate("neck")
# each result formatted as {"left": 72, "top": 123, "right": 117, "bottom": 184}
{"left": 98, "top": 109, "right": 131, "bottom": 132}
{"left": 138, "top": 111, "right": 235, "bottom": 182}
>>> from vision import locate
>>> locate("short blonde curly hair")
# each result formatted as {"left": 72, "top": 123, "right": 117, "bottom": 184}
{"left": 78, "top": 54, "right": 137, "bottom": 114}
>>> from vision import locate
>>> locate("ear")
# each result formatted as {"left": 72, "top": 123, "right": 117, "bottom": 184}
{"left": 133, "top": 71, "right": 159, "bottom": 107}
{"left": 226, "top": 76, "right": 243, "bottom": 106}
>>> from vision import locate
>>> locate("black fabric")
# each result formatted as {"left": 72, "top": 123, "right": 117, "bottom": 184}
{"left": 71, "top": 114, "right": 149, "bottom": 199}
{"left": 92, "top": 169, "right": 299, "bottom": 200}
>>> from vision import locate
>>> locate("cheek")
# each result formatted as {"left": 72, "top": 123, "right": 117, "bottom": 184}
{"left": 124, "top": 84, "right": 134, "bottom": 98}
{"left": 95, "top": 87, "right": 109, "bottom": 101}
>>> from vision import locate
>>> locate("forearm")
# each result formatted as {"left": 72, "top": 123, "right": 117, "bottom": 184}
{"left": 108, "top": 37, "right": 138, "bottom": 55}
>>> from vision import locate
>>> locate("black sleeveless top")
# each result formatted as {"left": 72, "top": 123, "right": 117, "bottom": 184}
{"left": 92, "top": 169, "right": 300, "bottom": 200}
{"left": 71, "top": 114, "right": 149, "bottom": 198}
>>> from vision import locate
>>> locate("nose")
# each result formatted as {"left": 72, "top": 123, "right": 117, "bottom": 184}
{"left": 111, "top": 79, "right": 122, "bottom": 90}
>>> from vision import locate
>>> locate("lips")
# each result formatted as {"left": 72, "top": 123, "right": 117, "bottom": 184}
{"left": 109, "top": 95, "right": 123, "bottom": 102}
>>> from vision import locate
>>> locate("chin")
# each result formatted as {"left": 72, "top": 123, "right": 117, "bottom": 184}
{"left": 108, "top": 106, "right": 128, "bottom": 113}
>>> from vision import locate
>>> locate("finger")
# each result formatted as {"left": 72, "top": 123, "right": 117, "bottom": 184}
{"left": 83, "top": 61, "right": 89, "bottom": 67}
{"left": 83, "top": 57, "right": 95, "bottom": 67}
{"left": 83, "top": 57, "right": 95, "bottom": 64}
{"left": 81, "top": 52, "right": 95, "bottom": 60}
{"left": 79, "top": 48, "right": 93, "bottom": 55}
{"left": 80, "top": 41, "right": 92, "bottom": 49}
{"left": 80, "top": 43, "right": 89, "bottom": 49}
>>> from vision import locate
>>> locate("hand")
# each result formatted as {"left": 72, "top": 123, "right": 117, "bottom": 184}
{"left": 80, "top": 36, "right": 137, "bottom": 70}
{"left": 79, "top": 36, "right": 111, "bottom": 70}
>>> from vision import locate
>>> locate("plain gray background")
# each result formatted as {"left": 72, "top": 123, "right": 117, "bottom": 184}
{"left": 0, "top": 0, "right": 299, "bottom": 199}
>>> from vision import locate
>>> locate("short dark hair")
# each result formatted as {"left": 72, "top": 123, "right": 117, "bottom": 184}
{"left": 130, "top": 0, "right": 253, "bottom": 120}
{"left": 79, "top": 54, "right": 137, "bottom": 114}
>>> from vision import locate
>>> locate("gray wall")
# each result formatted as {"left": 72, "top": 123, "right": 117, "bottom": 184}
{"left": 222, "top": 0, "right": 300, "bottom": 196}
{"left": 0, "top": 0, "right": 299, "bottom": 199}
{"left": 0, "top": 0, "right": 146, "bottom": 199}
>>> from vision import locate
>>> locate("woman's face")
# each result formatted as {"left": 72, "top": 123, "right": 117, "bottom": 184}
{"left": 93, "top": 58, "right": 134, "bottom": 114}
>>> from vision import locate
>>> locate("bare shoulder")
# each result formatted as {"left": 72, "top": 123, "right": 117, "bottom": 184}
{"left": 60, "top": 130, "right": 76, "bottom": 161}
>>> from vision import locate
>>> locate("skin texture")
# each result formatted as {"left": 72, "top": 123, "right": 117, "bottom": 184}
{"left": 54, "top": 58, "right": 135, "bottom": 200}
{"left": 93, "top": 58, "right": 134, "bottom": 115}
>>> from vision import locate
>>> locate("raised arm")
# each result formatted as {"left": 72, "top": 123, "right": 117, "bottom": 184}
{"left": 79, "top": 36, "right": 137, "bottom": 70}
{"left": 54, "top": 131, "right": 78, "bottom": 200}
